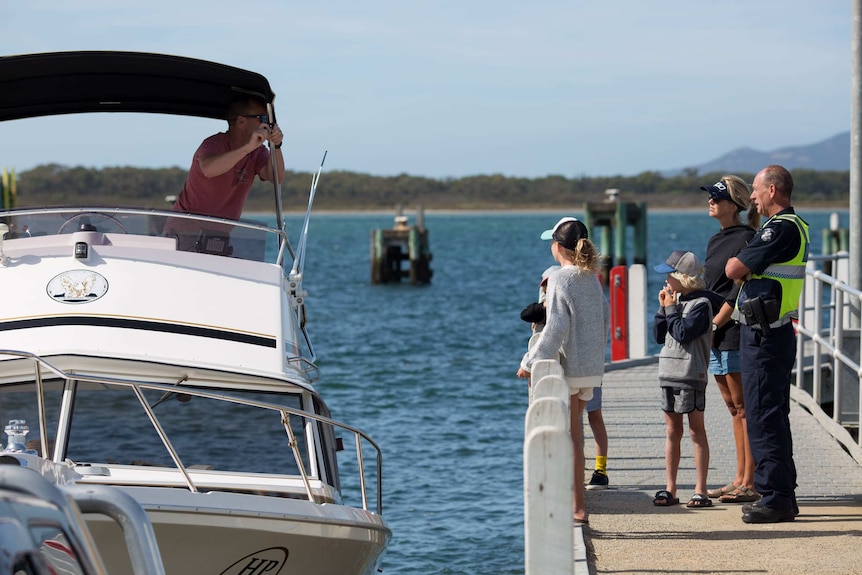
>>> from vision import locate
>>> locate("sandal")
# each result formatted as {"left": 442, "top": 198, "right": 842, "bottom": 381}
{"left": 706, "top": 483, "right": 737, "bottom": 499}
{"left": 687, "top": 493, "right": 713, "bottom": 508}
{"left": 653, "top": 490, "right": 679, "bottom": 506}
{"left": 719, "top": 487, "right": 760, "bottom": 503}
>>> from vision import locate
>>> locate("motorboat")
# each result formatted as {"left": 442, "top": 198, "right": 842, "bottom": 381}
{"left": 0, "top": 51, "right": 390, "bottom": 575}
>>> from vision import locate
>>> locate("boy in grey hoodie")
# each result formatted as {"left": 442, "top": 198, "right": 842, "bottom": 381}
{"left": 652, "top": 250, "right": 722, "bottom": 509}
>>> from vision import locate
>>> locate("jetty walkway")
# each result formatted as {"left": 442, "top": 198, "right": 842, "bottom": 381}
{"left": 575, "top": 357, "right": 862, "bottom": 575}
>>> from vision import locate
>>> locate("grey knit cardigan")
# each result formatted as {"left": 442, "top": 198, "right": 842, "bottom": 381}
{"left": 520, "top": 265, "right": 610, "bottom": 387}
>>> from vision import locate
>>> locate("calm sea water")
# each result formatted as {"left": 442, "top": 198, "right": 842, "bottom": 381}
{"left": 284, "top": 207, "right": 847, "bottom": 575}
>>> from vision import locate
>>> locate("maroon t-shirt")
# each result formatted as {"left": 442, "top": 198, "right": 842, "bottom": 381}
{"left": 173, "top": 132, "right": 270, "bottom": 220}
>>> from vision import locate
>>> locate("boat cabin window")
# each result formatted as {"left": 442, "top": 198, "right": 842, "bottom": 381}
{"left": 0, "top": 383, "right": 312, "bottom": 478}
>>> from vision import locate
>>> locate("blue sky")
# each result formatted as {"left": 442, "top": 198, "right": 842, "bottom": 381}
{"left": 0, "top": 1, "right": 852, "bottom": 178}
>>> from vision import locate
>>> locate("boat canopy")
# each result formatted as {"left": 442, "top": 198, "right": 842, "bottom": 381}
{"left": 0, "top": 51, "right": 276, "bottom": 122}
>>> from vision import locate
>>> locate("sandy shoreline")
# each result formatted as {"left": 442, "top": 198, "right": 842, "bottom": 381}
{"left": 256, "top": 204, "right": 850, "bottom": 218}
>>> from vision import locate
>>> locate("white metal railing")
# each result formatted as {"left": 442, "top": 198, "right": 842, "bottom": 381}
{"left": 795, "top": 252, "right": 862, "bottom": 454}
{"left": 0, "top": 349, "right": 384, "bottom": 514}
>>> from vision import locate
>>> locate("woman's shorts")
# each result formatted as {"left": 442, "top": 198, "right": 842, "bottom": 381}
{"left": 661, "top": 387, "right": 705, "bottom": 414}
{"left": 570, "top": 386, "right": 594, "bottom": 403}
{"left": 585, "top": 386, "right": 602, "bottom": 413}
{"left": 708, "top": 348, "right": 741, "bottom": 376}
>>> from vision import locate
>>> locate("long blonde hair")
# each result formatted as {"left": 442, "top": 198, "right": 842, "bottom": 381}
{"left": 723, "top": 174, "right": 760, "bottom": 229}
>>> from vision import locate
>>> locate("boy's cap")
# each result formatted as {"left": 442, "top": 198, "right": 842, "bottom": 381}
{"left": 653, "top": 250, "right": 703, "bottom": 276}
{"left": 540, "top": 217, "right": 589, "bottom": 249}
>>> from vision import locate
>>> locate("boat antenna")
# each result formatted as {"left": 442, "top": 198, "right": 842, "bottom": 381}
{"left": 291, "top": 151, "right": 327, "bottom": 278}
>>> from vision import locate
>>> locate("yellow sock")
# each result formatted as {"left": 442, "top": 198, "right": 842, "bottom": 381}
{"left": 595, "top": 456, "right": 607, "bottom": 474}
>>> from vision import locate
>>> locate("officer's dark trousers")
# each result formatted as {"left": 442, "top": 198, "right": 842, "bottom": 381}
{"left": 740, "top": 322, "right": 797, "bottom": 511}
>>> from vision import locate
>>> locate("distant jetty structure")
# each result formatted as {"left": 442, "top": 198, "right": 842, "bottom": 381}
{"left": 1, "top": 168, "right": 16, "bottom": 209}
{"left": 370, "top": 205, "right": 433, "bottom": 284}
{"left": 583, "top": 189, "right": 647, "bottom": 285}
{"left": 822, "top": 212, "right": 850, "bottom": 276}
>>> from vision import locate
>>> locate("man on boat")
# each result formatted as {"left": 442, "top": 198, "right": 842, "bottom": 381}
{"left": 165, "top": 94, "right": 285, "bottom": 251}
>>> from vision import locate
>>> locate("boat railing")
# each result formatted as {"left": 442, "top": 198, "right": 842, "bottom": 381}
{"left": 795, "top": 251, "right": 862, "bottom": 456}
{"left": 0, "top": 349, "right": 384, "bottom": 515}
{"left": 0, "top": 463, "right": 167, "bottom": 575}
{"left": 0, "top": 206, "right": 293, "bottom": 266}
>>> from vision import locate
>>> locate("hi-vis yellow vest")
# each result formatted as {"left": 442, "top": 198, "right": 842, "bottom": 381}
{"left": 747, "top": 213, "right": 810, "bottom": 324}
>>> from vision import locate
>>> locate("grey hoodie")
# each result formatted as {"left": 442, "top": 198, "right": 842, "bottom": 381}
{"left": 653, "top": 290, "right": 717, "bottom": 391}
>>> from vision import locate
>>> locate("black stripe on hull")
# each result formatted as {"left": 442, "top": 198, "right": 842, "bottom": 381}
{"left": 0, "top": 316, "right": 277, "bottom": 348}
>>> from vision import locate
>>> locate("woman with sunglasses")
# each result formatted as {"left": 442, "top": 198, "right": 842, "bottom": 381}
{"left": 701, "top": 176, "right": 760, "bottom": 504}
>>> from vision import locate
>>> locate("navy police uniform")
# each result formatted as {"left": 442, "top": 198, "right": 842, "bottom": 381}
{"left": 734, "top": 207, "right": 809, "bottom": 514}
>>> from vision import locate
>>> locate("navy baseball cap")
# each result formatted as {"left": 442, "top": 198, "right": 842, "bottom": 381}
{"left": 701, "top": 180, "right": 745, "bottom": 209}
{"left": 540, "top": 217, "right": 589, "bottom": 250}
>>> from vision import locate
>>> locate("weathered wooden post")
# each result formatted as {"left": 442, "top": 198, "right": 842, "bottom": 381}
{"left": 370, "top": 206, "right": 433, "bottom": 284}
{"left": 583, "top": 191, "right": 647, "bottom": 286}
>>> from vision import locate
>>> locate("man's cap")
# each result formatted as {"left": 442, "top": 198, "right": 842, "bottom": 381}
{"left": 653, "top": 250, "right": 703, "bottom": 276}
{"left": 540, "top": 217, "right": 589, "bottom": 249}
{"left": 701, "top": 180, "right": 745, "bottom": 210}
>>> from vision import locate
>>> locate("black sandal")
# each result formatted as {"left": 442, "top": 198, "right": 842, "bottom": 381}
{"left": 687, "top": 493, "right": 713, "bottom": 508}
{"left": 653, "top": 490, "right": 679, "bottom": 506}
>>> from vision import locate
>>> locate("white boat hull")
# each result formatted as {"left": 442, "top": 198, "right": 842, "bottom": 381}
{"left": 85, "top": 489, "right": 389, "bottom": 575}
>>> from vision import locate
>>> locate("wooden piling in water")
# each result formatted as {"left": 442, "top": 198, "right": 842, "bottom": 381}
{"left": 583, "top": 191, "right": 647, "bottom": 285}
{"left": 370, "top": 206, "right": 433, "bottom": 284}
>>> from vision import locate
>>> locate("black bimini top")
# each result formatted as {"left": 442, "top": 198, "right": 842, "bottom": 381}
{"left": 0, "top": 51, "right": 276, "bottom": 122}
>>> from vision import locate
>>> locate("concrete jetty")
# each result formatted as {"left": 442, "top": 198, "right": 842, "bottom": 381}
{"left": 575, "top": 357, "right": 862, "bottom": 575}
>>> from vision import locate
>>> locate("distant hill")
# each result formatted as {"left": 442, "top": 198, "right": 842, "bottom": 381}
{"left": 664, "top": 131, "right": 850, "bottom": 176}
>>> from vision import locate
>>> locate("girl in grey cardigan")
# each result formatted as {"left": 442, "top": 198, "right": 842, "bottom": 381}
{"left": 517, "top": 217, "right": 610, "bottom": 524}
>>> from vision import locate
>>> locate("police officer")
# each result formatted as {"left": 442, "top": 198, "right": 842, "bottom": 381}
{"left": 725, "top": 165, "right": 809, "bottom": 523}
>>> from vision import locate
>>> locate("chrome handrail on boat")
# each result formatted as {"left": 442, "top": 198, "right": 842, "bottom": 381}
{"left": 0, "top": 350, "right": 384, "bottom": 515}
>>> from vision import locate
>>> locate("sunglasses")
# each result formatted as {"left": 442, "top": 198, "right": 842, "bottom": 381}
{"left": 240, "top": 114, "right": 269, "bottom": 123}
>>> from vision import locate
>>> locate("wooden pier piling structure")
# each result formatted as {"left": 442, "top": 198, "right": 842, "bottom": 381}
{"left": 583, "top": 190, "right": 647, "bottom": 285}
{"left": 370, "top": 206, "right": 433, "bottom": 285}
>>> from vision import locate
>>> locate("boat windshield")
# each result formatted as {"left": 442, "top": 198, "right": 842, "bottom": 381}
{"left": 0, "top": 207, "right": 291, "bottom": 266}
{"left": 1, "top": 381, "right": 312, "bottom": 478}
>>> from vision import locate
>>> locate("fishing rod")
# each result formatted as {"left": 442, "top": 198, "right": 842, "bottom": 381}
{"left": 289, "top": 151, "right": 326, "bottom": 364}
{"left": 291, "top": 150, "right": 327, "bottom": 278}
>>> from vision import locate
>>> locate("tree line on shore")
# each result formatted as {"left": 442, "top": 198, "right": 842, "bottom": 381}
{"left": 9, "top": 163, "right": 851, "bottom": 211}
